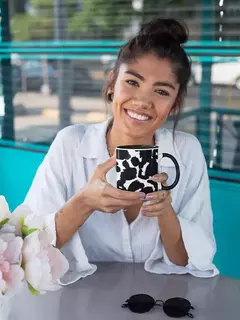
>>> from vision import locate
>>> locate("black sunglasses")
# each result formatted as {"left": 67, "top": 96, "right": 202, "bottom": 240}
{"left": 122, "top": 293, "right": 194, "bottom": 318}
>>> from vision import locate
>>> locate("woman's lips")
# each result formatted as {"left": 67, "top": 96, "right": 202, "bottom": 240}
{"left": 124, "top": 109, "right": 152, "bottom": 122}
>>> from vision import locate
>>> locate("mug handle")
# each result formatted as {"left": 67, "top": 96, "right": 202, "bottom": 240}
{"left": 158, "top": 152, "right": 180, "bottom": 190}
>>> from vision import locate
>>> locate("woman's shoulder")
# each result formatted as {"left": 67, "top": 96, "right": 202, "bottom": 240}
{"left": 173, "top": 130, "right": 206, "bottom": 169}
{"left": 50, "top": 120, "right": 108, "bottom": 153}
{"left": 156, "top": 128, "right": 205, "bottom": 167}
{"left": 174, "top": 130, "right": 202, "bottom": 151}
{"left": 49, "top": 124, "right": 87, "bottom": 153}
{"left": 56, "top": 124, "right": 88, "bottom": 144}
{"left": 157, "top": 127, "right": 202, "bottom": 152}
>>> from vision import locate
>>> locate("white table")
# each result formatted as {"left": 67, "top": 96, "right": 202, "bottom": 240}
{"left": 10, "top": 262, "right": 240, "bottom": 319}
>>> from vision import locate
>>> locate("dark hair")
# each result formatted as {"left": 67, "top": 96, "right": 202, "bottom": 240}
{"left": 104, "top": 18, "right": 191, "bottom": 131}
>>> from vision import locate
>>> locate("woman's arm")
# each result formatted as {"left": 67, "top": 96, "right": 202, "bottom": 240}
{"left": 141, "top": 174, "right": 188, "bottom": 266}
{"left": 55, "top": 193, "right": 93, "bottom": 248}
{"left": 144, "top": 135, "right": 219, "bottom": 278}
{"left": 157, "top": 206, "right": 188, "bottom": 266}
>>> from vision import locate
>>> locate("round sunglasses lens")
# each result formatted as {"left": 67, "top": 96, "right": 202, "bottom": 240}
{"left": 123, "top": 294, "right": 155, "bottom": 314}
{"left": 163, "top": 297, "right": 192, "bottom": 318}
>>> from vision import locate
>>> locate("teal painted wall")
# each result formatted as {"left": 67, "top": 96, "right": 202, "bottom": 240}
{"left": 210, "top": 180, "right": 240, "bottom": 279}
{"left": 0, "top": 146, "right": 45, "bottom": 210}
{"left": 0, "top": 145, "right": 239, "bottom": 279}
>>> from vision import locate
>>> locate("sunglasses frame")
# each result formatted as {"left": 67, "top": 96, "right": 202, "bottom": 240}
{"left": 122, "top": 294, "right": 194, "bottom": 318}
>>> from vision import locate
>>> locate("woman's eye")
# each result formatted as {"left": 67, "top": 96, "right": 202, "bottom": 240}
{"left": 155, "top": 89, "right": 169, "bottom": 96}
{"left": 126, "top": 79, "right": 139, "bottom": 87}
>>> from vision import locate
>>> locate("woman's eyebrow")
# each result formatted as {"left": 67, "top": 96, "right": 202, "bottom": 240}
{"left": 125, "top": 70, "right": 145, "bottom": 81}
{"left": 125, "top": 70, "right": 175, "bottom": 90}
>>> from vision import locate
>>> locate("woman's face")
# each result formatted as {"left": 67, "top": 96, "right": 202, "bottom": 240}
{"left": 111, "top": 53, "right": 180, "bottom": 140}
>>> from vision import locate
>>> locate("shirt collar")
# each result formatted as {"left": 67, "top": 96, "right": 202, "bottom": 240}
{"left": 79, "top": 117, "right": 184, "bottom": 167}
{"left": 79, "top": 118, "right": 111, "bottom": 162}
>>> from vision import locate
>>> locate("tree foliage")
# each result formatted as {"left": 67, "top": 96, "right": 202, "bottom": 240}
{"left": 10, "top": 0, "right": 194, "bottom": 41}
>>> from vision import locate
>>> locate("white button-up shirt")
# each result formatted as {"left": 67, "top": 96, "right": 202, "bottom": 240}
{"left": 24, "top": 118, "right": 219, "bottom": 285}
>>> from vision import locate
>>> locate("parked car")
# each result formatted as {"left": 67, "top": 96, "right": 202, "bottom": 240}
{"left": 191, "top": 62, "right": 240, "bottom": 89}
{"left": 12, "top": 60, "right": 59, "bottom": 93}
{"left": 49, "top": 60, "right": 100, "bottom": 96}
{"left": 13, "top": 60, "right": 99, "bottom": 96}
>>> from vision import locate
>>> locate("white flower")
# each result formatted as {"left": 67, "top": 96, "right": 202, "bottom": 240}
{"left": 0, "top": 234, "right": 24, "bottom": 295}
{"left": 8, "top": 204, "right": 42, "bottom": 233}
{"left": 22, "top": 230, "right": 69, "bottom": 294}
{"left": 0, "top": 196, "right": 11, "bottom": 224}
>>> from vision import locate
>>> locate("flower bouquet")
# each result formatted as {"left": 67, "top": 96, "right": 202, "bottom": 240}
{"left": 0, "top": 196, "right": 69, "bottom": 319}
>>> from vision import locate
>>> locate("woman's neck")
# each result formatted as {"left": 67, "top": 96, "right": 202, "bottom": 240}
{"left": 106, "top": 121, "right": 155, "bottom": 156}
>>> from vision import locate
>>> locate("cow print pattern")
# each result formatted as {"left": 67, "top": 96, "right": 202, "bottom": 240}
{"left": 116, "top": 148, "right": 159, "bottom": 194}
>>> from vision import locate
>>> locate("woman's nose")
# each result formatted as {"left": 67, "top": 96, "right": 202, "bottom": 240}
{"left": 131, "top": 97, "right": 153, "bottom": 109}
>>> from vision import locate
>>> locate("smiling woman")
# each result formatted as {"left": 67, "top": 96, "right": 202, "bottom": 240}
{"left": 104, "top": 18, "right": 191, "bottom": 141}
{"left": 106, "top": 56, "right": 180, "bottom": 149}
{"left": 23, "top": 18, "right": 219, "bottom": 285}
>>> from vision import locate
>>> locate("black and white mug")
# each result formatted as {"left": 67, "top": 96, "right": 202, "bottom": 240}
{"left": 116, "top": 145, "right": 180, "bottom": 194}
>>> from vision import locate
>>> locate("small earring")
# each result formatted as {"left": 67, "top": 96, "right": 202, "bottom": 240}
{"left": 108, "top": 92, "right": 113, "bottom": 102}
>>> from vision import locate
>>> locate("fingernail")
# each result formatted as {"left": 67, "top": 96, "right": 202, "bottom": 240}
{"left": 139, "top": 193, "right": 146, "bottom": 200}
{"left": 141, "top": 209, "right": 148, "bottom": 215}
{"left": 146, "top": 194, "right": 154, "bottom": 200}
{"left": 143, "top": 201, "right": 151, "bottom": 206}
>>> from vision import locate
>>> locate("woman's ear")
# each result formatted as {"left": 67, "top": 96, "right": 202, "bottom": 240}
{"left": 107, "top": 71, "right": 115, "bottom": 102}
{"left": 108, "top": 70, "right": 114, "bottom": 83}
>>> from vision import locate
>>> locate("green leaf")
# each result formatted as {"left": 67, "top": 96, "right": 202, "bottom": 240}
{"left": 28, "top": 228, "right": 39, "bottom": 234}
{"left": 28, "top": 283, "right": 40, "bottom": 296}
{"left": 0, "top": 218, "right": 9, "bottom": 227}
{"left": 22, "top": 225, "right": 29, "bottom": 238}
{"left": 20, "top": 217, "right": 25, "bottom": 227}
{"left": 21, "top": 259, "right": 25, "bottom": 270}
{"left": 22, "top": 224, "right": 39, "bottom": 237}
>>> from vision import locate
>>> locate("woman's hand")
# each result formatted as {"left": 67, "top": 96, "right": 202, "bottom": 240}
{"left": 80, "top": 155, "right": 146, "bottom": 214}
{"left": 140, "top": 173, "right": 188, "bottom": 266}
{"left": 140, "top": 173, "right": 172, "bottom": 217}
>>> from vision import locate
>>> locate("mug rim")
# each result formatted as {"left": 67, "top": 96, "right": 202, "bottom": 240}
{"left": 116, "top": 145, "right": 158, "bottom": 150}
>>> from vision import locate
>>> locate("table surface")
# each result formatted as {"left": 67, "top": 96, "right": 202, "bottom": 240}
{"left": 10, "top": 263, "right": 240, "bottom": 320}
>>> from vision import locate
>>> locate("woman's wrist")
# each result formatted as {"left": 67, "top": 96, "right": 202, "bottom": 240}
{"left": 71, "top": 190, "right": 94, "bottom": 219}
{"left": 55, "top": 191, "right": 94, "bottom": 248}
{"left": 157, "top": 206, "right": 188, "bottom": 266}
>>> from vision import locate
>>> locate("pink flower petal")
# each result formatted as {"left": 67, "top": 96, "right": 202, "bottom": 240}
{"left": 4, "top": 237, "right": 23, "bottom": 264}
{"left": 22, "top": 231, "right": 40, "bottom": 260}
{"left": 9, "top": 204, "right": 34, "bottom": 233}
{"left": 22, "top": 229, "right": 69, "bottom": 293}
{"left": 0, "top": 260, "right": 10, "bottom": 273}
{"left": 24, "top": 256, "right": 43, "bottom": 290}
{"left": 0, "top": 196, "right": 11, "bottom": 221}
{"left": 0, "top": 276, "right": 7, "bottom": 293}
{"left": 48, "top": 246, "right": 69, "bottom": 280}
{"left": 3, "top": 265, "right": 24, "bottom": 291}
{"left": 0, "top": 239, "right": 7, "bottom": 256}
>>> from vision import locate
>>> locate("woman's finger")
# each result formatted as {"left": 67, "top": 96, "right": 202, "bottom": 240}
{"left": 150, "top": 172, "right": 168, "bottom": 184}
{"left": 145, "top": 189, "right": 170, "bottom": 201}
{"left": 102, "top": 196, "right": 142, "bottom": 210}
{"left": 142, "top": 199, "right": 160, "bottom": 207}
{"left": 141, "top": 195, "right": 172, "bottom": 217}
{"left": 96, "top": 155, "right": 116, "bottom": 177}
{"left": 103, "top": 183, "right": 146, "bottom": 201}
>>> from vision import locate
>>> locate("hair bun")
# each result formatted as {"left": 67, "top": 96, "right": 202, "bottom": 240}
{"left": 139, "top": 18, "right": 188, "bottom": 45}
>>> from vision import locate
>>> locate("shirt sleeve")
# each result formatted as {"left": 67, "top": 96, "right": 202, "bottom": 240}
{"left": 23, "top": 127, "right": 97, "bottom": 285}
{"left": 145, "top": 136, "right": 219, "bottom": 278}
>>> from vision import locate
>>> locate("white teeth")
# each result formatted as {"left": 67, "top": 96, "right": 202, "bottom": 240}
{"left": 127, "top": 110, "right": 149, "bottom": 121}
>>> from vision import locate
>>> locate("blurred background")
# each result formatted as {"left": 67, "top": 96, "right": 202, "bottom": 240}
{"left": 0, "top": 0, "right": 240, "bottom": 277}
{"left": 0, "top": 0, "right": 240, "bottom": 172}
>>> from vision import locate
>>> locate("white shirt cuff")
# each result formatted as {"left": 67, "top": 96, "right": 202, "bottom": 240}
{"left": 45, "top": 213, "right": 97, "bottom": 285}
{"left": 145, "top": 217, "right": 219, "bottom": 278}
